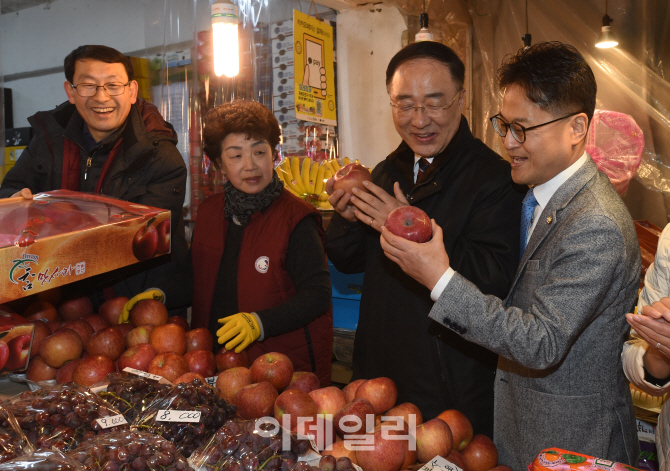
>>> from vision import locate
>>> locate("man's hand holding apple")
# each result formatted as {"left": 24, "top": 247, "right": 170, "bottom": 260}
{"left": 349, "top": 181, "right": 408, "bottom": 233}
{"left": 380, "top": 219, "right": 450, "bottom": 291}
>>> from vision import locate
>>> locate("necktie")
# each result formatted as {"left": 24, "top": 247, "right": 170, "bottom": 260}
{"left": 520, "top": 188, "right": 538, "bottom": 257}
{"left": 417, "top": 158, "right": 430, "bottom": 183}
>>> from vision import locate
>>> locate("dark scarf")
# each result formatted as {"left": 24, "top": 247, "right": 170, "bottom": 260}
{"left": 223, "top": 172, "right": 284, "bottom": 226}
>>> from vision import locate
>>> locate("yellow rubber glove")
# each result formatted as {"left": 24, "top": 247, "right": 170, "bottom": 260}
{"left": 217, "top": 313, "right": 260, "bottom": 353}
{"left": 119, "top": 289, "right": 165, "bottom": 324}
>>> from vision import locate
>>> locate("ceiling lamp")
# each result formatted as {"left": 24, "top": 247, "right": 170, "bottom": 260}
{"left": 212, "top": 0, "right": 240, "bottom": 77}
{"left": 415, "top": 0, "right": 433, "bottom": 42}
{"left": 595, "top": 0, "right": 618, "bottom": 48}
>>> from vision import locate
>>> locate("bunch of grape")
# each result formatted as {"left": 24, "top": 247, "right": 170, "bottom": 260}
{"left": 0, "top": 450, "right": 83, "bottom": 471}
{"left": 318, "top": 456, "right": 356, "bottom": 471}
{"left": 189, "top": 418, "right": 315, "bottom": 471}
{"left": 4, "top": 384, "right": 127, "bottom": 452}
{"left": 98, "top": 372, "right": 173, "bottom": 422}
{"left": 133, "top": 378, "right": 236, "bottom": 458}
{"left": 0, "top": 405, "right": 34, "bottom": 463}
{"left": 69, "top": 431, "right": 195, "bottom": 471}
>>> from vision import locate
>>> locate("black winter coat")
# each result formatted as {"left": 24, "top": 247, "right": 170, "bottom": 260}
{"left": 325, "top": 117, "right": 524, "bottom": 436}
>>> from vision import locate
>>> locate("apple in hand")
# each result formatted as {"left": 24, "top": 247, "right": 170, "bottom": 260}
{"left": 437, "top": 409, "right": 473, "bottom": 451}
{"left": 155, "top": 220, "right": 171, "bottom": 254}
{"left": 216, "top": 366, "right": 253, "bottom": 403}
{"left": 216, "top": 348, "right": 250, "bottom": 372}
{"left": 251, "top": 352, "right": 294, "bottom": 392}
{"left": 234, "top": 381, "right": 279, "bottom": 420}
{"left": 461, "top": 434, "right": 498, "bottom": 471}
{"left": 384, "top": 206, "right": 432, "bottom": 243}
{"left": 332, "top": 163, "right": 372, "bottom": 195}
{"left": 132, "top": 221, "right": 158, "bottom": 260}
{"left": 354, "top": 377, "right": 398, "bottom": 414}
{"left": 415, "top": 418, "right": 453, "bottom": 463}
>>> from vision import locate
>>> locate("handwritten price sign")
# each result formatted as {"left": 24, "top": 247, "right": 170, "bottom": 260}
{"left": 122, "top": 367, "right": 164, "bottom": 382}
{"left": 95, "top": 414, "right": 128, "bottom": 429}
{"left": 156, "top": 410, "right": 202, "bottom": 423}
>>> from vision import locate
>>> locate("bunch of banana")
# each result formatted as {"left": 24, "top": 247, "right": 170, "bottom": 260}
{"left": 275, "top": 156, "right": 334, "bottom": 209}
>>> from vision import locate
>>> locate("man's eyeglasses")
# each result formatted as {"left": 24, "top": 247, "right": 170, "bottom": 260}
{"left": 490, "top": 111, "right": 580, "bottom": 143}
{"left": 390, "top": 90, "right": 462, "bottom": 119}
{"left": 70, "top": 82, "right": 131, "bottom": 97}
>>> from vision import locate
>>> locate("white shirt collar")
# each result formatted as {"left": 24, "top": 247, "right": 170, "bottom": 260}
{"left": 414, "top": 155, "right": 435, "bottom": 166}
{"left": 533, "top": 151, "right": 589, "bottom": 209}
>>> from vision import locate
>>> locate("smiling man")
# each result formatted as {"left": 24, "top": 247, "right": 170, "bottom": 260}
{"left": 380, "top": 42, "right": 641, "bottom": 468}
{"left": 0, "top": 45, "right": 187, "bottom": 303}
{"left": 324, "top": 41, "right": 523, "bottom": 434}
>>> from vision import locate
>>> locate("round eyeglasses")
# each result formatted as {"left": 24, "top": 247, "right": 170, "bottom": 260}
{"left": 71, "top": 81, "right": 131, "bottom": 97}
{"left": 490, "top": 111, "right": 581, "bottom": 143}
{"left": 390, "top": 90, "right": 462, "bottom": 119}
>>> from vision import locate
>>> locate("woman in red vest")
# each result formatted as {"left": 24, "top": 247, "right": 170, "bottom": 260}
{"left": 190, "top": 100, "right": 333, "bottom": 385}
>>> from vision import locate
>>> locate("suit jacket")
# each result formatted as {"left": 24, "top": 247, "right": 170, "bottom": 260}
{"left": 429, "top": 157, "right": 640, "bottom": 470}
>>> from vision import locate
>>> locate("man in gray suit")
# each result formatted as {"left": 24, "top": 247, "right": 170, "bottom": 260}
{"left": 380, "top": 42, "right": 640, "bottom": 469}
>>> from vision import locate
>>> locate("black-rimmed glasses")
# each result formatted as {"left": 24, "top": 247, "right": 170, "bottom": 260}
{"left": 71, "top": 81, "right": 131, "bottom": 97}
{"left": 490, "top": 111, "right": 580, "bottom": 143}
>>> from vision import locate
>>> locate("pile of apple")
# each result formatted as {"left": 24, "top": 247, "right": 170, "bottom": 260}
{"left": 10, "top": 293, "right": 228, "bottom": 387}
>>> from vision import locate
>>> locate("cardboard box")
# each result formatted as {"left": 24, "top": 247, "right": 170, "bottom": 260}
{"left": 273, "top": 65, "right": 294, "bottom": 82}
{"left": 273, "top": 95, "right": 295, "bottom": 111}
{"left": 271, "top": 21, "right": 293, "bottom": 37}
{"left": 272, "top": 53, "right": 294, "bottom": 68}
{"left": 0, "top": 190, "right": 171, "bottom": 303}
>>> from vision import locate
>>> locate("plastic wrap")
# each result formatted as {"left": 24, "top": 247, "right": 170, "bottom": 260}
{"left": 67, "top": 430, "right": 195, "bottom": 471}
{"left": 2, "top": 383, "right": 128, "bottom": 452}
{"left": 0, "top": 403, "right": 34, "bottom": 463}
{"left": 0, "top": 449, "right": 85, "bottom": 471}
{"left": 96, "top": 371, "right": 174, "bottom": 423}
{"left": 131, "top": 378, "right": 237, "bottom": 458}
{"left": 528, "top": 448, "right": 644, "bottom": 471}
{"left": 187, "top": 418, "right": 316, "bottom": 471}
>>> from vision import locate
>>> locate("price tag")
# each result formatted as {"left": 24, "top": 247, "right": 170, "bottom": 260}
{"left": 95, "top": 414, "right": 128, "bottom": 429}
{"left": 156, "top": 410, "right": 201, "bottom": 423}
{"left": 123, "top": 367, "right": 165, "bottom": 383}
{"left": 418, "top": 456, "right": 462, "bottom": 471}
{"left": 637, "top": 418, "right": 656, "bottom": 442}
{"left": 205, "top": 376, "right": 217, "bottom": 386}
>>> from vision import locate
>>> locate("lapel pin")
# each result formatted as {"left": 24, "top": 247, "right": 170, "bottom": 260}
{"left": 546, "top": 217, "right": 552, "bottom": 224}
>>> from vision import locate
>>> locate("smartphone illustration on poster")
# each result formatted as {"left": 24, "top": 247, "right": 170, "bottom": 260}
{"left": 302, "top": 34, "right": 327, "bottom": 97}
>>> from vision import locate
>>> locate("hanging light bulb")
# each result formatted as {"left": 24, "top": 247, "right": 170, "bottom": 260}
{"left": 212, "top": 0, "right": 240, "bottom": 77}
{"left": 595, "top": 0, "right": 618, "bottom": 48}
{"left": 415, "top": 0, "right": 433, "bottom": 42}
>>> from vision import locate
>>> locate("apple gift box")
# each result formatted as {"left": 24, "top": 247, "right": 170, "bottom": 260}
{"left": 0, "top": 189, "right": 171, "bottom": 304}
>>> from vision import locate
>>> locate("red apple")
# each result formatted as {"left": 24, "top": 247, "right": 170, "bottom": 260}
{"left": 437, "top": 410, "right": 473, "bottom": 451}
{"left": 175, "top": 372, "right": 207, "bottom": 384}
{"left": 156, "top": 220, "right": 171, "bottom": 254}
{"left": 287, "top": 371, "right": 320, "bottom": 394}
{"left": 0, "top": 205, "right": 45, "bottom": 233}
{"left": 56, "top": 359, "right": 81, "bottom": 384}
{"left": 126, "top": 324, "right": 155, "bottom": 348}
{"left": 385, "top": 402, "right": 423, "bottom": 427}
{"left": 98, "top": 297, "right": 129, "bottom": 326}
{"left": 310, "top": 386, "right": 347, "bottom": 416}
{"left": 58, "top": 320, "right": 94, "bottom": 346}
{"left": 216, "top": 348, "right": 250, "bottom": 372}
{"left": 234, "top": 381, "right": 279, "bottom": 420}
{"left": 184, "top": 349, "right": 216, "bottom": 377}
{"left": 322, "top": 440, "right": 358, "bottom": 464}
{"left": 5, "top": 334, "right": 32, "bottom": 371}
{"left": 72, "top": 354, "right": 115, "bottom": 387}
{"left": 118, "top": 343, "right": 158, "bottom": 372}
{"left": 250, "top": 352, "right": 294, "bottom": 392}
{"left": 37, "top": 287, "right": 61, "bottom": 306}
{"left": 46, "top": 320, "right": 64, "bottom": 334}
{"left": 130, "top": 299, "right": 168, "bottom": 327}
{"left": 355, "top": 423, "right": 409, "bottom": 471}
{"left": 355, "top": 377, "right": 398, "bottom": 414}
{"left": 415, "top": 418, "right": 453, "bottom": 462}
{"left": 39, "top": 329, "right": 83, "bottom": 368}
{"left": 334, "top": 398, "right": 376, "bottom": 437}
{"left": 186, "top": 328, "right": 214, "bottom": 352}
{"left": 57, "top": 295, "right": 94, "bottom": 321}
{"left": 148, "top": 352, "right": 189, "bottom": 383}
{"left": 489, "top": 466, "right": 513, "bottom": 471}
{"left": 83, "top": 314, "right": 110, "bottom": 333}
{"left": 86, "top": 327, "right": 125, "bottom": 361}
{"left": 24, "top": 301, "right": 60, "bottom": 322}
{"left": 275, "top": 389, "right": 318, "bottom": 430}
{"left": 384, "top": 206, "right": 432, "bottom": 243}
{"left": 343, "top": 378, "right": 366, "bottom": 402}
{"left": 216, "top": 366, "right": 253, "bottom": 403}
{"left": 132, "top": 221, "right": 158, "bottom": 260}
{"left": 294, "top": 415, "right": 336, "bottom": 452}
{"left": 446, "top": 450, "right": 466, "bottom": 470}
{"left": 167, "top": 316, "right": 190, "bottom": 331}
{"left": 461, "top": 434, "right": 498, "bottom": 471}
{"left": 149, "top": 323, "right": 187, "bottom": 355}
{"left": 0, "top": 342, "right": 9, "bottom": 370}
{"left": 112, "top": 323, "right": 134, "bottom": 340}
{"left": 28, "top": 320, "right": 51, "bottom": 358}
{"left": 26, "top": 355, "right": 57, "bottom": 382}
{"left": 332, "top": 163, "right": 372, "bottom": 195}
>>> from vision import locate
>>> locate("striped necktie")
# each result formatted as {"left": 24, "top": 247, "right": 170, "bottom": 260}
{"left": 520, "top": 188, "right": 539, "bottom": 258}
{"left": 417, "top": 158, "right": 430, "bottom": 183}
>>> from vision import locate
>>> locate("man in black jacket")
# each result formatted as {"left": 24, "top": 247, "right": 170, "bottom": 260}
{"left": 0, "top": 45, "right": 187, "bottom": 303}
{"left": 325, "top": 42, "right": 523, "bottom": 435}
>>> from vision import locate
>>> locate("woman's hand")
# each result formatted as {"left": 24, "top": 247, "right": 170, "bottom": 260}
{"left": 627, "top": 298, "right": 670, "bottom": 363}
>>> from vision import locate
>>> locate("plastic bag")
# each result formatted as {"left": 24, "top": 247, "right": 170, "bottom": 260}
{"left": 67, "top": 429, "right": 195, "bottom": 470}
{"left": 2, "top": 383, "right": 128, "bottom": 452}
{"left": 0, "top": 449, "right": 85, "bottom": 470}
{"left": 528, "top": 448, "right": 644, "bottom": 471}
{"left": 188, "top": 418, "right": 316, "bottom": 471}
{"left": 96, "top": 371, "right": 174, "bottom": 423}
{"left": 0, "top": 403, "right": 34, "bottom": 463}
{"left": 132, "top": 378, "right": 237, "bottom": 458}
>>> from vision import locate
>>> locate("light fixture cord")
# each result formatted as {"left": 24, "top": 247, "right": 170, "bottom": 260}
{"left": 525, "top": 0, "right": 529, "bottom": 34}
{"left": 423, "top": 0, "right": 426, "bottom": 14}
